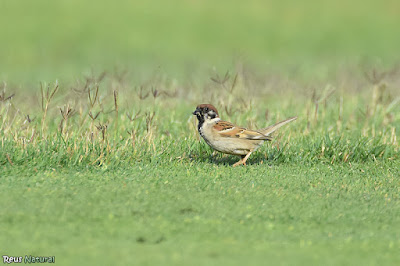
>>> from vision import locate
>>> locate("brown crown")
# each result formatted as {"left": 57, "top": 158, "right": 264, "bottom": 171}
{"left": 196, "top": 104, "right": 219, "bottom": 116}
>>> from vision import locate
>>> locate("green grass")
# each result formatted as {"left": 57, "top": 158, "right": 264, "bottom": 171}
{"left": 1, "top": 0, "right": 400, "bottom": 82}
{"left": 1, "top": 163, "right": 400, "bottom": 265}
{"left": 1, "top": 0, "right": 400, "bottom": 265}
{"left": 1, "top": 68, "right": 399, "bottom": 265}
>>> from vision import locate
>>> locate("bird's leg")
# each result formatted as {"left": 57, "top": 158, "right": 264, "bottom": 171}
{"left": 233, "top": 156, "right": 245, "bottom": 167}
{"left": 241, "top": 152, "right": 253, "bottom": 166}
{"left": 233, "top": 152, "right": 252, "bottom": 167}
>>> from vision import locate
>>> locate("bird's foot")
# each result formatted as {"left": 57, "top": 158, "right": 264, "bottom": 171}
{"left": 233, "top": 160, "right": 246, "bottom": 167}
{"left": 232, "top": 152, "right": 252, "bottom": 167}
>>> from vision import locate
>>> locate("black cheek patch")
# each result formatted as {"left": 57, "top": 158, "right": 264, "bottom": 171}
{"left": 208, "top": 111, "right": 217, "bottom": 119}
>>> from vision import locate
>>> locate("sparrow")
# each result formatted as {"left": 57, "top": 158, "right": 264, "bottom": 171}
{"left": 193, "top": 104, "right": 297, "bottom": 166}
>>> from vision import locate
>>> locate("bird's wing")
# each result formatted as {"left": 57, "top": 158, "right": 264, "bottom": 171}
{"left": 260, "top": 116, "right": 297, "bottom": 136}
{"left": 213, "top": 121, "right": 273, "bottom": 141}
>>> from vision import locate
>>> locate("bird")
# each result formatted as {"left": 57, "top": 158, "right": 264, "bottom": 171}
{"left": 192, "top": 104, "right": 297, "bottom": 166}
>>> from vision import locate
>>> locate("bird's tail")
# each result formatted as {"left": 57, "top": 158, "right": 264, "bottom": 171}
{"left": 259, "top": 116, "right": 297, "bottom": 136}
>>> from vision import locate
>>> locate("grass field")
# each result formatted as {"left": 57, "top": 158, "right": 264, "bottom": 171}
{"left": 1, "top": 1, "right": 400, "bottom": 265}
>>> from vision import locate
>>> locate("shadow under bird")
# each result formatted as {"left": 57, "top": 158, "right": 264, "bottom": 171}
{"left": 193, "top": 104, "right": 297, "bottom": 166}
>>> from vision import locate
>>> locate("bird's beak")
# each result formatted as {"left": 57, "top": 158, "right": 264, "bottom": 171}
{"left": 192, "top": 108, "right": 200, "bottom": 115}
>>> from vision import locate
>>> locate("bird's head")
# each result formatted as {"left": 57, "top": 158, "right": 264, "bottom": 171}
{"left": 193, "top": 104, "right": 219, "bottom": 122}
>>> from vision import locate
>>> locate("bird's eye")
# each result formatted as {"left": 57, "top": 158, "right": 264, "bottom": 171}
{"left": 204, "top": 107, "right": 208, "bottom": 112}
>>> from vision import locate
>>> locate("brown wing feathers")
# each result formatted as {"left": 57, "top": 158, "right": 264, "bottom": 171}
{"left": 214, "top": 121, "right": 272, "bottom": 141}
{"left": 213, "top": 121, "right": 234, "bottom": 131}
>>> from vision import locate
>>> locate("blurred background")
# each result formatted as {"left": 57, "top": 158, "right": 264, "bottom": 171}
{"left": 1, "top": 0, "right": 400, "bottom": 83}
